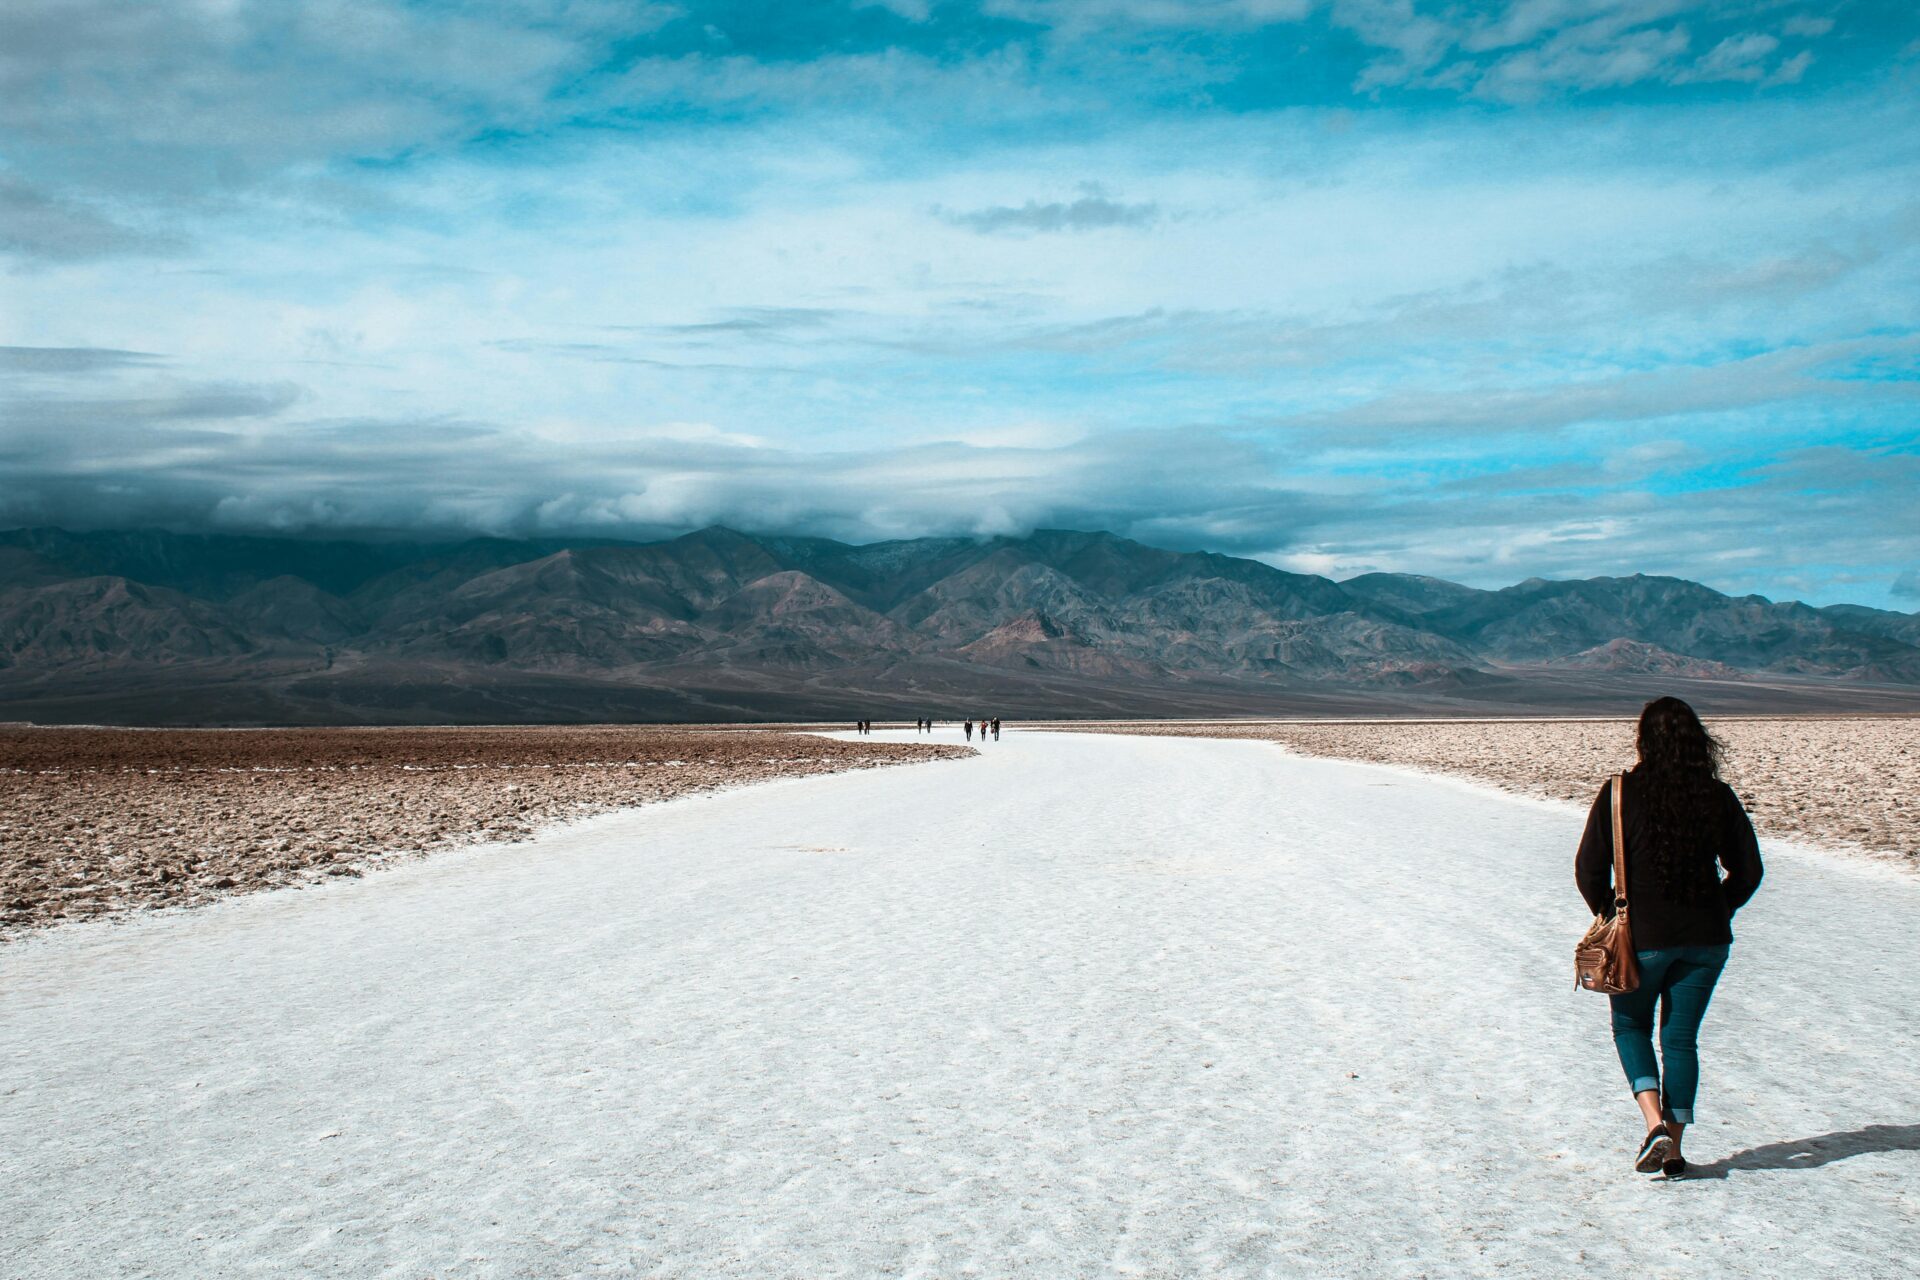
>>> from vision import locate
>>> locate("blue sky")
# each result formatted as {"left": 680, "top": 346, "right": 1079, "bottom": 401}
{"left": 2, "top": 0, "right": 1918, "bottom": 607}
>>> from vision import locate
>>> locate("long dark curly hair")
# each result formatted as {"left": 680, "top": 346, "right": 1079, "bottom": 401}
{"left": 1629, "top": 696, "right": 1726, "bottom": 898}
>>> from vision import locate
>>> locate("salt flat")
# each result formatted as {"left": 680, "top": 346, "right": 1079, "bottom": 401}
{"left": 3, "top": 729, "right": 1916, "bottom": 1279}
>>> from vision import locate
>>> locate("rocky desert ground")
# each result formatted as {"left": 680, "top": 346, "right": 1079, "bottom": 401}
{"left": 0, "top": 725, "right": 966, "bottom": 935}
{"left": 1052, "top": 716, "right": 1919, "bottom": 865}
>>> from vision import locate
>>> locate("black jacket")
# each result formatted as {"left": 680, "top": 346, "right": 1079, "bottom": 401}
{"left": 1576, "top": 770, "right": 1764, "bottom": 950}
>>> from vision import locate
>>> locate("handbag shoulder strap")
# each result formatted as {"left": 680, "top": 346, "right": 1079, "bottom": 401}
{"left": 1611, "top": 771, "right": 1629, "bottom": 913}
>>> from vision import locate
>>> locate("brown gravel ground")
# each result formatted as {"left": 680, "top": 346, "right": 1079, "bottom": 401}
{"left": 0, "top": 725, "right": 968, "bottom": 937}
{"left": 1046, "top": 717, "right": 1918, "bottom": 867}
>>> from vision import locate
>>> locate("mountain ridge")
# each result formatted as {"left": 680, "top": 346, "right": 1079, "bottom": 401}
{"left": 3, "top": 525, "right": 1918, "bottom": 724}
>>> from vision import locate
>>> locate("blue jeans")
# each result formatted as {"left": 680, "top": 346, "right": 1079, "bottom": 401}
{"left": 1609, "top": 944, "right": 1730, "bottom": 1124}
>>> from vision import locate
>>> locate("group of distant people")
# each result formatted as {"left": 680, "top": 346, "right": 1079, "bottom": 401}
{"left": 852, "top": 718, "right": 1004, "bottom": 741}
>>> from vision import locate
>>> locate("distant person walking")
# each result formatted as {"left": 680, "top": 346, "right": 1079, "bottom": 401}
{"left": 964, "top": 720, "right": 973, "bottom": 742}
{"left": 1576, "top": 696, "right": 1764, "bottom": 1178}
{"left": 992, "top": 717, "right": 1001, "bottom": 741}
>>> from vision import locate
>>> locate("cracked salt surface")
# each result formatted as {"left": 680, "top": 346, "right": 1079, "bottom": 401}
{"left": 3, "top": 730, "right": 1917, "bottom": 1278}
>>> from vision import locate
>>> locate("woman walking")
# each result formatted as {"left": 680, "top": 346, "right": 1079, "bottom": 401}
{"left": 1576, "top": 696, "right": 1763, "bottom": 1177}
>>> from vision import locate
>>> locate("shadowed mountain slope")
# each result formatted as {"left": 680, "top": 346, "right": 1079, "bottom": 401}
{"left": 2, "top": 526, "right": 1917, "bottom": 723}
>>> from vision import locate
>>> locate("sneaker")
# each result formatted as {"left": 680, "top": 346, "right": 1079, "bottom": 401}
{"left": 1635, "top": 1125, "right": 1674, "bottom": 1173}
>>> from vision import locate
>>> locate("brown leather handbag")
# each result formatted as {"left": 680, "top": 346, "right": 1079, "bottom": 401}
{"left": 1575, "top": 772, "right": 1640, "bottom": 994}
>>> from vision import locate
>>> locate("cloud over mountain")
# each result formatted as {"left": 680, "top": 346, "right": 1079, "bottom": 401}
{"left": 4, "top": 1, "right": 1918, "bottom": 609}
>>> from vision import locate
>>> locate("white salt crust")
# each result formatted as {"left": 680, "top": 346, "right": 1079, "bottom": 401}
{"left": 3, "top": 729, "right": 1916, "bottom": 1278}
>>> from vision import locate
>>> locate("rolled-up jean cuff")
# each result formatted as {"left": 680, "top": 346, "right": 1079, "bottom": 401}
{"left": 1629, "top": 1075, "right": 1660, "bottom": 1096}
{"left": 1665, "top": 1106, "right": 1693, "bottom": 1124}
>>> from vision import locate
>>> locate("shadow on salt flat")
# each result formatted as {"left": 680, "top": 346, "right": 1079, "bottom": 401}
{"left": 1683, "top": 1122, "right": 1920, "bottom": 1179}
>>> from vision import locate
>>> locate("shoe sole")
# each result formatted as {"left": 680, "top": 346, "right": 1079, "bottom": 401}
{"left": 1635, "top": 1132, "right": 1673, "bottom": 1173}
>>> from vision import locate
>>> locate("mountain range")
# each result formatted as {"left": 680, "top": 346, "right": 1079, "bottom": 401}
{"left": 4, "top": 525, "right": 1919, "bottom": 724}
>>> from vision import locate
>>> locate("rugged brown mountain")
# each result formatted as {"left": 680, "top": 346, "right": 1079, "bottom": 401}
{"left": 957, "top": 611, "right": 1163, "bottom": 679}
{"left": 1378, "top": 573, "right": 1920, "bottom": 682}
{"left": 2, "top": 525, "right": 1918, "bottom": 724}
{"left": 0, "top": 576, "right": 257, "bottom": 668}
{"left": 1545, "top": 638, "right": 1746, "bottom": 680}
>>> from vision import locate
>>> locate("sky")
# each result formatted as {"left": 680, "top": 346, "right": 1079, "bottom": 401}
{"left": 2, "top": 0, "right": 1918, "bottom": 608}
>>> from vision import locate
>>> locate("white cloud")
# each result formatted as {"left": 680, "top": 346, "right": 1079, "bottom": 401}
{"left": 1781, "top": 15, "right": 1835, "bottom": 39}
{"left": 939, "top": 190, "right": 1161, "bottom": 235}
{"left": 1470, "top": 23, "right": 1692, "bottom": 100}
{"left": 0, "top": 175, "right": 177, "bottom": 261}
{"left": 985, "top": 0, "right": 1313, "bottom": 30}
{"left": 1677, "top": 31, "right": 1780, "bottom": 84}
{"left": 853, "top": 0, "right": 934, "bottom": 19}
{"left": 1763, "top": 48, "right": 1815, "bottom": 86}
{"left": 1332, "top": 1, "right": 1844, "bottom": 102}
